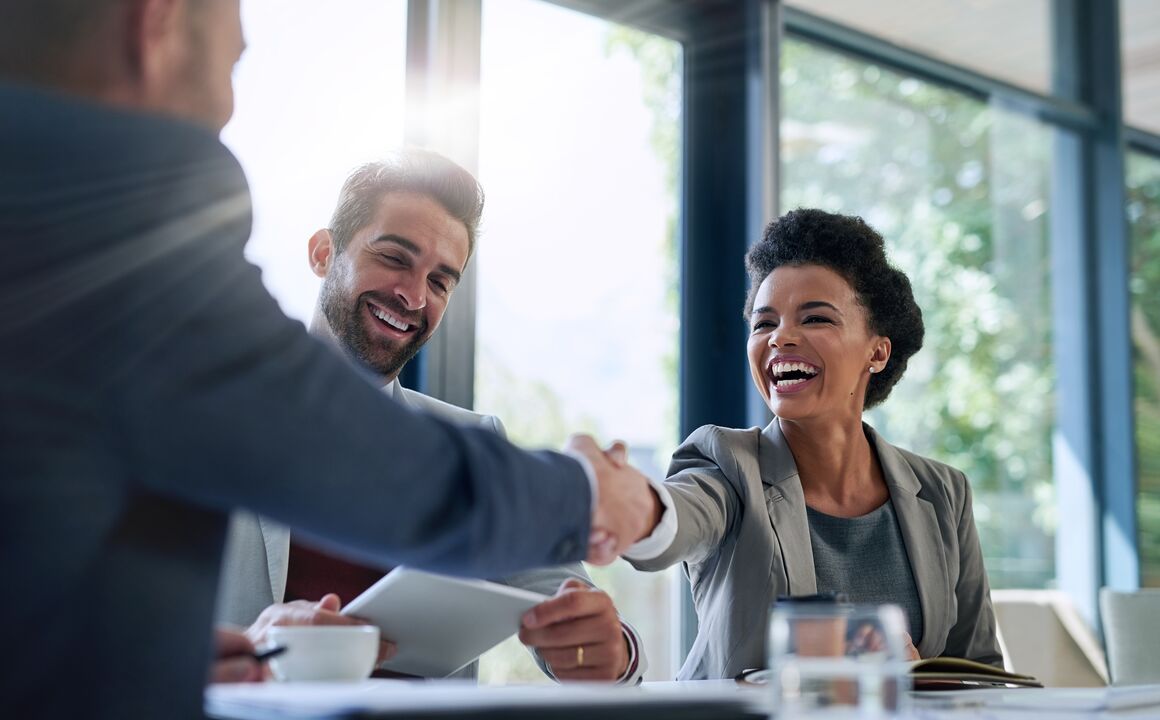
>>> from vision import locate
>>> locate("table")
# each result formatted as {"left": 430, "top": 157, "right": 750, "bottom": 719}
{"left": 206, "top": 679, "right": 768, "bottom": 719}
{"left": 206, "top": 680, "right": 1160, "bottom": 720}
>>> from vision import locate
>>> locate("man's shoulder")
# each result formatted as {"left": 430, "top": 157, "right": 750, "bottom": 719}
{"left": 398, "top": 386, "right": 503, "bottom": 434}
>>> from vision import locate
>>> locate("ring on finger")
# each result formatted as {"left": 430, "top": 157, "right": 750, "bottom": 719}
{"left": 576, "top": 645, "right": 585, "bottom": 667}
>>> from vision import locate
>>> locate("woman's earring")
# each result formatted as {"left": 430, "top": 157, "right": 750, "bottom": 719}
{"left": 868, "top": 366, "right": 877, "bottom": 374}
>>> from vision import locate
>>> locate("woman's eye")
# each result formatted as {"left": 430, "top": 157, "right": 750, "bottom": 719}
{"left": 751, "top": 320, "right": 775, "bottom": 332}
{"left": 804, "top": 315, "right": 832, "bottom": 324}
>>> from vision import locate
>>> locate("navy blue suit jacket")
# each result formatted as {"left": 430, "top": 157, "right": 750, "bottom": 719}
{"left": 0, "top": 85, "right": 590, "bottom": 719}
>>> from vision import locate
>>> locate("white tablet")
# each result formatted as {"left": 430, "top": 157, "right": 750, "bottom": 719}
{"left": 341, "top": 567, "right": 548, "bottom": 678}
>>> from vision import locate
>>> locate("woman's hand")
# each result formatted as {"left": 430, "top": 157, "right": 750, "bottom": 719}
{"left": 848, "top": 624, "right": 921, "bottom": 661}
{"left": 902, "top": 632, "right": 920, "bottom": 661}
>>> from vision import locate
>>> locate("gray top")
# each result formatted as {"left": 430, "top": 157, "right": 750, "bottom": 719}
{"left": 807, "top": 501, "right": 924, "bottom": 645}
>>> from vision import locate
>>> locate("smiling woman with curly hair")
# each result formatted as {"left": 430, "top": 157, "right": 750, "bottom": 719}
{"left": 626, "top": 208, "right": 1002, "bottom": 680}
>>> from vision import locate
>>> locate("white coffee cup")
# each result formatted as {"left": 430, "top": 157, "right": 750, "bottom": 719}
{"left": 265, "top": 625, "right": 380, "bottom": 682}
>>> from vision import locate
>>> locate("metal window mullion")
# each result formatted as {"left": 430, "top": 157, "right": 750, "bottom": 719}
{"left": 678, "top": 0, "right": 779, "bottom": 666}
{"left": 1052, "top": 0, "right": 1140, "bottom": 627}
{"left": 1125, "top": 127, "right": 1160, "bottom": 159}
{"left": 402, "top": 0, "right": 483, "bottom": 408}
{"left": 1078, "top": 0, "right": 1139, "bottom": 599}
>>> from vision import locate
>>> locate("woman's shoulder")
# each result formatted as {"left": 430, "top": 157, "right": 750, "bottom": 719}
{"left": 672, "top": 424, "right": 766, "bottom": 478}
{"left": 681, "top": 424, "right": 764, "bottom": 454}
{"left": 872, "top": 429, "right": 972, "bottom": 504}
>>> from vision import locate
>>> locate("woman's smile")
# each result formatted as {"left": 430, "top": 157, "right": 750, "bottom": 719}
{"left": 766, "top": 356, "right": 821, "bottom": 394}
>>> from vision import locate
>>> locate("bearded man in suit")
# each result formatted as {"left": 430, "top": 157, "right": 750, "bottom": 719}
{"left": 216, "top": 153, "right": 648, "bottom": 683}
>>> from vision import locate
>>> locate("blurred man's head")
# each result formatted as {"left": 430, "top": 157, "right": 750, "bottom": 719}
{"left": 309, "top": 151, "right": 485, "bottom": 382}
{"left": 0, "top": 0, "right": 244, "bottom": 131}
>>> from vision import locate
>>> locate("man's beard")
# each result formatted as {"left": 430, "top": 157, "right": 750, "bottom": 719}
{"left": 319, "top": 282, "right": 428, "bottom": 379}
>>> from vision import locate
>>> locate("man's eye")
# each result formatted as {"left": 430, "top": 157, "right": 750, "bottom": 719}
{"left": 430, "top": 278, "right": 448, "bottom": 294}
{"left": 380, "top": 254, "right": 405, "bottom": 266}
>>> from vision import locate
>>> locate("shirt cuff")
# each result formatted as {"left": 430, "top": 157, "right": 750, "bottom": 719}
{"left": 563, "top": 449, "right": 599, "bottom": 515}
{"left": 621, "top": 477, "right": 676, "bottom": 561}
{"left": 617, "top": 620, "right": 648, "bottom": 684}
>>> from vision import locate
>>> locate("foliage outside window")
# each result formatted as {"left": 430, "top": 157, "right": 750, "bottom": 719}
{"left": 1127, "top": 152, "right": 1160, "bottom": 587}
{"left": 781, "top": 39, "right": 1056, "bottom": 588}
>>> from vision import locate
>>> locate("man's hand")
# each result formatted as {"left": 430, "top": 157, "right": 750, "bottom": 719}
{"left": 246, "top": 593, "right": 396, "bottom": 666}
{"left": 210, "top": 627, "right": 263, "bottom": 684}
{"left": 519, "top": 579, "right": 629, "bottom": 682}
{"left": 566, "top": 435, "right": 660, "bottom": 565}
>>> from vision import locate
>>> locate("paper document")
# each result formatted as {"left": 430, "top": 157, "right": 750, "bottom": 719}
{"left": 340, "top": 567, "right": 547, "bottom": 677}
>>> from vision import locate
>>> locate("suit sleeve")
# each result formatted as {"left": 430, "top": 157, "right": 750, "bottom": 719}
{"left": 627, "top": 425, "right": 741, "bottom": 572}
{"left": 944, "top": 473, "right": 1004, "bottom": 666}
{"left": 486, "top": 414, "right": 508, "bottom": 439}
{"left": 111, "top": 162, "right": 591, "bottom": 580}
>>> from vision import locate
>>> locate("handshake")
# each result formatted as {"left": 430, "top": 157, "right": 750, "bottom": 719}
{"left": 565, "top": 435, "right": 665, "bottom": 566}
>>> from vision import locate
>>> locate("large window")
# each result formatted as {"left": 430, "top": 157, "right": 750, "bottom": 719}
{"left": 473, "top": 0, "right": 683, "bottom": 682}
{"left": 222, "top": 0, "right": 408, "bottom": 321}
{"left": 1127, "top": 152, "right": 1160, "bottom": 587}
{"left": 782, "top": 39, "right": 1056, "bottom": 589}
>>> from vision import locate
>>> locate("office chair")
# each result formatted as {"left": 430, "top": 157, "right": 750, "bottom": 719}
{"left": 1100, "top": 588, "right": 1160, "bottom": 686}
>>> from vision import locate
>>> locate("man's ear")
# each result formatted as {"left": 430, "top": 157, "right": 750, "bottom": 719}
{"left": 125, "top": 0, "right": 186, "bottom": 92}
{"left": 308, "top": 229, "right": 336, "bottom": 278}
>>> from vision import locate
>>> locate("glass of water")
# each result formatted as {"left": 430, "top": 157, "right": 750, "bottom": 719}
{"left": 767, "top": 601, "right": 911, "bottom": 719}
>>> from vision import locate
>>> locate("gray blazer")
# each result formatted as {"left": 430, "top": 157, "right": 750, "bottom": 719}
{"left": 630, "top": 420, "right": 1001, "bottom": 680}
{"left": 216, "top": 380, "right": 629, "bottom": 680}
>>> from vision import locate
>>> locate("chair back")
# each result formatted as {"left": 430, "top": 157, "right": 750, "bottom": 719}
{"left": 991, "top": 589, "right": 1107, "bottom": 687}
{"left": 1100, "top": 588, "right": 1160, "bottom": 686}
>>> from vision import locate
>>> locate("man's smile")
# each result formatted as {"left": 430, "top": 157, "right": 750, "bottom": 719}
{"left": 365, "top": 299, "right": 420, "bottom": 338}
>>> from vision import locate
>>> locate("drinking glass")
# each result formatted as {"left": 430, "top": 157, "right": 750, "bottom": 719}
{"left": 767, "top": 602, "right": 911, "bottom": 719}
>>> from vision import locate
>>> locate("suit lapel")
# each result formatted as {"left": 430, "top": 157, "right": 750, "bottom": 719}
{"left": 257, "top": 516, "right": 291, "bottom": 603}
{"left": 252, "top": 381, "right": 403, "bottom": 606}
{"left": 388, "top": 379, "right": 414, "bottom": 408}
{"left": 867, "top": 425, "right": 950, "bottom": 656}
{"left": 759, "top": 420, "right": 817, "bottom": 596}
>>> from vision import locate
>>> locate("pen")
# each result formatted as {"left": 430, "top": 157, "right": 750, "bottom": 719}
{"left": 251, "top": 645, "right": 287, "bottom": 663}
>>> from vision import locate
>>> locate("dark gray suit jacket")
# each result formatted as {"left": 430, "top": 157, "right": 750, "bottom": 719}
{"left": 630, "top": 420, "right": 1002, "bottom": 680}
{"left": 0, "top": 85, "right": 590, "bottom": 719}
{"left": 216, "top": 380, "right": 646, "bottom": 682}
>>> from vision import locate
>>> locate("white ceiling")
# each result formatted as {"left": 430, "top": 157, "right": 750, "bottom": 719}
{"left": 786, "top": 0, "right": 1160, "bottom": 135}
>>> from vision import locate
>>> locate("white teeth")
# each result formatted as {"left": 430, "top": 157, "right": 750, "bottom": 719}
{"left": 370, "top": 306, "right": 410, "bottom": 332}
{"left": 769, "top": 361, "right": 819, "bottom": 377}
{"left": 776, "top": 377, "right": 810, "bottom": 387}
